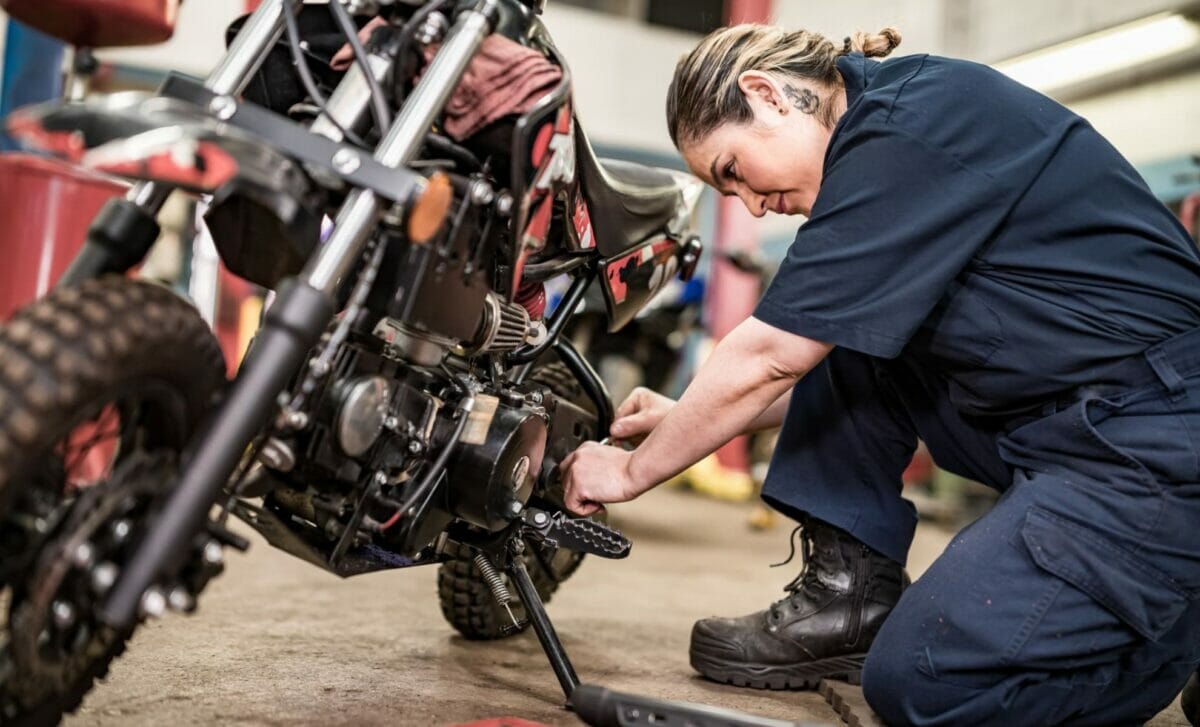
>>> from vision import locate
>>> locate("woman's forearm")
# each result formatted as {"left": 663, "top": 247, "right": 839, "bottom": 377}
{"left": 745, "top": 390, "right": 792, "bottom": 434}
{"left": 625, "top": 318, "right": 830, "bottom": 493}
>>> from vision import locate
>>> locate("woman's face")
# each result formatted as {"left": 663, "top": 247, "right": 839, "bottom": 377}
{"left": 681, "top": 71, "right": 841, "bottom": 218}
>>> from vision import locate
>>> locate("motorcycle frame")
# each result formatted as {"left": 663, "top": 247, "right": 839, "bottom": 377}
{"left": 97, "top": 0, "right": 510, "bottom": 629}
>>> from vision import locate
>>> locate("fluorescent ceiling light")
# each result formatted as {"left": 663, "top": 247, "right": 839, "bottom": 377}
{"left": 994, "top": 12, "right": 1200, "bottom": 94}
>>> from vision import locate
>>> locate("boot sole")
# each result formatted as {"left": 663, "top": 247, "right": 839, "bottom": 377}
{"left": 690, "top": 651, "right": 865, "bottom": 690}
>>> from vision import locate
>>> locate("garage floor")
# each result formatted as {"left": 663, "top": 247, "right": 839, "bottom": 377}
{"left": 62, "top": 485, "right": 1188, "bottom": 727}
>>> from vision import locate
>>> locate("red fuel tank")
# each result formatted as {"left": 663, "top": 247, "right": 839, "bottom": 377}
{"left": 0, "top": 0, "right": 179, "bottom": 47}
{"left": 0, "top": 154, "right": 126, "bottom": 320}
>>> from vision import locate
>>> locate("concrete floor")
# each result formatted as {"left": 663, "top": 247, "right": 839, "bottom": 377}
{"left": 61, "top": 486, "right": 1189, "bottom": 727}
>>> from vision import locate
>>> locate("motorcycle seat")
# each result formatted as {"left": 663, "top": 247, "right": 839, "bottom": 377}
{"left": 575, "top": 126, "right": 695, "bottom": 257}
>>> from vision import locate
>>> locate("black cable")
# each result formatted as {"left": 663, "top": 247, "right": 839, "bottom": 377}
{"left": 379, "top": 404, "right": 471, "bottom": 531}
{"left": 327, "top": 0, "right": 392, "bottom": 137}
{"left": 281, "top": 3, "right": 369, "bottom": 147}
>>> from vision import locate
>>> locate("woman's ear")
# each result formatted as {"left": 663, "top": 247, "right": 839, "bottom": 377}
{"left": 737, "top": 71, "right": 788, "bottom": 116}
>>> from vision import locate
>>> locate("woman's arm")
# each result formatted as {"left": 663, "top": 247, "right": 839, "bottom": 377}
{"left": 608, "top": 383, "right": 791, "bottom": 445}
{"left": 561, "top": 317, "right": 831, "bottom": 514}
{"left": 746, "top": 389, "right": 793, "bottom": 433}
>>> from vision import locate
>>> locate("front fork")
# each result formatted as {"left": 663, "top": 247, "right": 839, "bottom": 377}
{"left": 99, "top": 0, "right": 503, "bottom": 629}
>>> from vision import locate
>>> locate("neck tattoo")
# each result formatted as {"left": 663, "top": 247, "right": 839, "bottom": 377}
{"left": 783, "top": 84, "right": 820, "bottom": 114}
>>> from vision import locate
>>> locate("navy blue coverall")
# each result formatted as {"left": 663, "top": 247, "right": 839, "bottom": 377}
{"left": 754, "top": 53, "right": 1200, "bottom": 725}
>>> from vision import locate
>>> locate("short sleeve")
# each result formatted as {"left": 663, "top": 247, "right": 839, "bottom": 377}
{"left": 754, "top": 123, "right": 1017, "bottom": 358}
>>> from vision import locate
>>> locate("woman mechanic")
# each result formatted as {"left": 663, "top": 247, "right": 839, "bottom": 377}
{"left": 560, "top": 24, "right": 1200, "bottom": 726}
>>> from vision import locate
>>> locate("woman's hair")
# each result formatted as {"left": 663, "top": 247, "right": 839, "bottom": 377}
{"left": 665, "top": 25, "right": 902, "bottom": 148}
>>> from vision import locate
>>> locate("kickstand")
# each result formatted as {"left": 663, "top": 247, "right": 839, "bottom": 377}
{"left": 506, "top": 554, "right": 580, "bottom": 700}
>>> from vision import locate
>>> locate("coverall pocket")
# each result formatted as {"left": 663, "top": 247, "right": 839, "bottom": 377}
{"left": 1020, "top": 506, "right": 1188, "bottom": 643}
{"left": 921, "top": 283, "right": 1005, "bottom": 368}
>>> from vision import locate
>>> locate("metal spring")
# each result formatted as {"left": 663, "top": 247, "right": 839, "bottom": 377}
{"left": 473, "top": 552, "right": 513, "bottom": 608}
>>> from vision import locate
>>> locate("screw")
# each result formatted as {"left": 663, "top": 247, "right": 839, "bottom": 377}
{"left": 51, "top": 600, "right": 75, "bottom": 630}
{"left": 202, "top": 541, "right": 224, "bottom": 566}
{"left": 527, "top": 391, "right": 543, "bottom": 405}
{"left": 140, "top": 587, "right": 166, "bottom": 619}
{"left": 374, "top": 471, "right": 389, "bottom": 486}
{"left": 415, "top": 11, "right": 448, "bottom": 45}
{"left": 383, "top": 415, "right": 400, "bottom": 431}
{"left": 506, "top": 500, "right": 524, "bottom": 518}
{"left": 408, "top": 439, "right": 423, "bottom": 454}
{"left": 209, "top": 95, "right": 237, "bottom": 121}
{"left": 469, "top": 180, "right": 495, "bottom": 206}
{"left": 111, "top": 519, "right": 131, "bottom": 544}
{"left": 71, "top": 542, "right": 95, "bottom": 569}
{"left": 309, "top": 358, "right": 332, "bottom": 378}
{"left": 167, "top": 586, "right": 195, "bottom": 613}
{"left": 332, "top": 148, "right": 361, "bottom": 175}
{"left": 532, "top": 511, "right": 549, "bottom": 527}
{"left": 283, "top": 410, "right": 310, "bottom": 431}
{"left": 495, "top": 193, "right": 514, "bottom": 217}
{"left": 91, "top": 562, "right": 118, "bottom": 594}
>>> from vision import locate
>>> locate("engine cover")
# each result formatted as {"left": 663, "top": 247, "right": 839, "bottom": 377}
{"left": 446, "top": 396, "right": 546, "bottom": 531}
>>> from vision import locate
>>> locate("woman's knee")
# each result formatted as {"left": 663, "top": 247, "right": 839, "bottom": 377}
{"left": 862, "top": 634, "right": 925, "bottom": 724}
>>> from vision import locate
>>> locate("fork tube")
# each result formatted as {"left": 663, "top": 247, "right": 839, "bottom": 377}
{"left": 304, "top": 0, "right": 500, "bottom": 294}
{"left": 59, "top": 0, "right": 298, "bottom": 285}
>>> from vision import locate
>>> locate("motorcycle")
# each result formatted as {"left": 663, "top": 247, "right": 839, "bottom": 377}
{"left": 0, "top": 0, "right": 704, "bottom": 722}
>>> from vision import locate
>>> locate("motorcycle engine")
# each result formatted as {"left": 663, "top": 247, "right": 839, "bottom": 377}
{"left": 257, "top": 330, "right": 590, "bottom": 561}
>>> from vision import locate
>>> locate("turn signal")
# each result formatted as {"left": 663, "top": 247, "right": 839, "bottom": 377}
{"left": 407, "top": 172, "right": 453, "bottom": 244}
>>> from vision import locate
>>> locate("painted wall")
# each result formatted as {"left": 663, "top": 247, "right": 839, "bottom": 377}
{"left": 94, "top": 0, "right": 246, "bottom": 78}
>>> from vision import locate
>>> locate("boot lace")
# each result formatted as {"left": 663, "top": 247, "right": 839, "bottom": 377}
{"left": 768, "top": 525, "right": 831, "bottom": 618}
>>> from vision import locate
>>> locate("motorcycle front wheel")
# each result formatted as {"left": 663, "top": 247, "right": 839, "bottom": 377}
{"left": 0, "top": 277, "right": 225, "bottom": 725}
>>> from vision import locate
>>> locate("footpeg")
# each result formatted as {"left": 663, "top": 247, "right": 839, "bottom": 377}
{"left": 521, "top": 509, "right": 631, "bottom": 560}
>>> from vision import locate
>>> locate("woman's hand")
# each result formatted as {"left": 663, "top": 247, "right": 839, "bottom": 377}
{"left": 609, "top": 387, "right": 676, "bottom": 445}
{"left": 560, "top": 442, "right": 642, "bottom": 516}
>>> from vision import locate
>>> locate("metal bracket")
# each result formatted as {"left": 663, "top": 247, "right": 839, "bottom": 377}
{"left": 158, "top": 74, "right": 425, "bottom": 205}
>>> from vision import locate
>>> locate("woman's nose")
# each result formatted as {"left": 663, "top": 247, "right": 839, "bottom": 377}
{"left": 738, "top": 189, "right": 767, "bottom": 218}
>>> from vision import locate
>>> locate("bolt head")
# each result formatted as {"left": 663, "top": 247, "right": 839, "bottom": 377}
{"left": 51, "top": 600, "right": 76, "bottom": 630}
{"left": 408, "top": 439, "right": 423, "bottom": 454}
{"left": 209, "top": 95, "right": 237, "bottom": 121}
{"left": 470, "top": 180, "right": 495, "bottom": 206}
{"left": 91, "top": 562, "right": 118, "bottom": 594}
{"left": 71, "top": 542, "right": 95, "bottom": 569}
{"left": 140, "top": 587, "right": 166, "bottom": 619}
{"left": 532, "top": 511, "right": 549, "bottom": 526}
{"left": 506, "top": 500, "right": 524, "bottom": 518}
{"left": 167, "top": 587, "right": 195, "bottom": 613}
{"left": 111, "top": 519, "right": 131, "bottom": 543}
{"left": 202, "top": 541, "right": 224, "bottom": 566}
{"left": 374, "top": 471, "right": 389, "bottom": 486}
{"left": 285, "top": 410, "right": 310, "bottom": 430}
{"left": 332, "top": 149, "right": 361, "bottom": 175}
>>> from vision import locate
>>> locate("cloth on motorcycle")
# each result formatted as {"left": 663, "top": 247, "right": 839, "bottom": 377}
{"left": 433, "top": 35, "right": 562, "bottom": 140}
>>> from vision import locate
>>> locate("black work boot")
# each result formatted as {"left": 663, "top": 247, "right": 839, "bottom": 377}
{"left": 1182, "top": 671, "right": 1200, "bottom": 725}
{"left": 689, "top": 516, "right": 909, "bottom": 689}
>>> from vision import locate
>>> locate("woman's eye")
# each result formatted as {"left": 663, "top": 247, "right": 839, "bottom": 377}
{"left": 724, "top": 162, "right": 736, "bottom": 181}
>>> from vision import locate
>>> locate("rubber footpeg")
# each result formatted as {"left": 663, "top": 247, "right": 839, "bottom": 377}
{"left": 524, "top": 510, "right": 631, "bottom": 559}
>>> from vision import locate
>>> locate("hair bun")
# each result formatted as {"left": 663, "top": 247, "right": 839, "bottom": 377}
{"left": 846, "top": 27, "right": 902, "bottom": 58}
